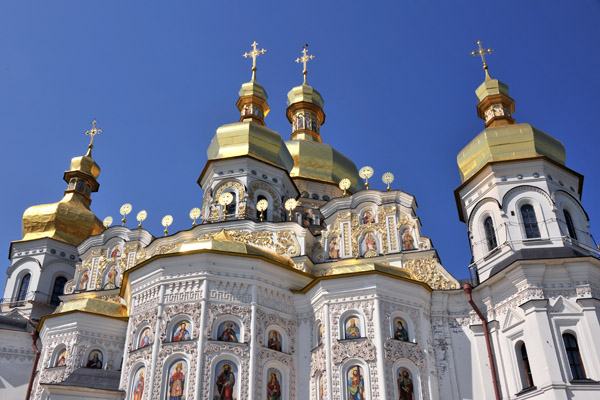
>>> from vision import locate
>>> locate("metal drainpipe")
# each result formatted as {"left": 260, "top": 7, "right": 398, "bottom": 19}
{"left": 463, "top": 284, "right": 501, "bottom": 400}
{"left": 26, "top": 325, "right": 40, "bottom": 400}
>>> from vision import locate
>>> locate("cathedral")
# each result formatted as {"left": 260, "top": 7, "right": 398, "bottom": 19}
{"left": 1, "top": 42, "right": 599, "bottom": 400}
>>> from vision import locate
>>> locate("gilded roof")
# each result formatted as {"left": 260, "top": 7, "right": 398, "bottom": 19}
{"left": 21, "top": 192, "right": 105, "bottom": 246}
{"left": 287, "top": 84, "right": 324, "bottom": 109}
{"left": 206, "top": 121, "right": 294, "bottom": 172}
{"left": 285, "top": 139, "right": 365, "bottom": 193}
{"left": 53, "top": 297, "right": 128, "bottom": 319}
{"left": 175, "top": 230, "right": 296, "bottom": 268}
{"left": 67, "top": 154, "right": 101, "bottom": 180}
{"left": 457, "top": 123, "right": 566, "bottom": 182}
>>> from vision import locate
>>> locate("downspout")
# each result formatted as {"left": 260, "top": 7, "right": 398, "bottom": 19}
{"left": 26, "top": 323, "right": 40, "bottom": 400}
{"left": 463, "top": 284, "right": 501, "bottom": 400}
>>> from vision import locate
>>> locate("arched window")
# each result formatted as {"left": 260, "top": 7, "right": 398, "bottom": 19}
{"left": 484, "top": 217, "right": 498, "bottom": 251}
{"left": 256, "top": 195, "right": 268, "bottom": 220}
{"left": 562, "top": 333, "right": 586, "bottom": 380}
{"left": 16, "top": 273, "right": 31, "bottom": 304}
{"left": 520, "top": 204, "right": 541, "bottom": 239}
{"left": 50, "top": 276, "right": 68, "bottom": 306}
{"left": 564, "top": 210, "right": 578, "bottom": 240}
{"left": 226, "top": 192, "right": 237, "bottom": 216}
{"left": 517, "top": 342, "right": 534, "bottom": 389}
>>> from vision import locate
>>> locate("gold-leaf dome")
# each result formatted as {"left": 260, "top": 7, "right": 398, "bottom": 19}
{"left": 21, "top": 193, "right": 105, "bottom": 246}
{"left": 20, "top": 140, "right": 104, "bottom": 246}
{"left": 285, "top": 139, "right": 364, "bottom": 192}
{"left": 458, "top": 75, "right": 566, "bottom": 182}
{"left": 457, "top": 123, "right": 566, "bottom": 182}
{"left": 206, "top": 121, "right": 294, "bottom": 172}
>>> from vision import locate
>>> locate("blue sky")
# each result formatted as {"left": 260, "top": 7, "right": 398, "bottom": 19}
{"left": 1, "top": 1, "right": 599, "bottom": 298}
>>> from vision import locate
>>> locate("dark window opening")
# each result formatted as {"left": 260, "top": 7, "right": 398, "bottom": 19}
{"left": 520, "top": 343, "right": 534, "bottom": 388}
{"left": 520, "top": 204, "right": 541, "bottom": 239}
{"left": 16, "top": 274, "right": 31, "bottom": 304}
{"left": 50, "top": 276, "right": 68, "bottom": 306}
{"left": 484, "top": 217, "right": 498, "bottom": 251}
{"left": 564, "top": 210, "right": 578, "bottom": 240}
{"left": 563, "top": 333, "right": 586, "bottom": 380}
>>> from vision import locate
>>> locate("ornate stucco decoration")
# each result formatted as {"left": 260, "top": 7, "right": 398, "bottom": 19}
{"left": 402, "top": 258, "right": 458, "bottom": 290}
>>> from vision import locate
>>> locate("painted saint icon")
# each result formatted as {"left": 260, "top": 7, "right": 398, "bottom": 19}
{"left": 110, "top": 245, "right": 122, "bottom": 258}
{"left": 266, "top": 368, "right": 281, "bottom": 400}
{"left": 105, "top": 264, "right": 119, "bottom": 287}
{"left": 318, "top": 375, "right": 324, "bottom": 400}
{"left": 365, "top": 232, "right": 377, "bottom": 252}
{"left": 362, "top": 211, "right": 375, "bottom": 224}
{"left": 86, "top": 350, "right": 103, "bottom": 369}
{"left": 133, "top": 367, "right": 145, "bottom": 400}
{"left": 173, "top": 321, "right": 191, "bottom": 342}
{"left": 55, "top": 348, "right": 67, "bottom": 367}
{"left": 317, "top": 324, "right": 323, "bottom": 346}
{"left": 78, "top": 270, "right": 89, "bottom": 291}
{"left": 345, "top": 317, "right": 361, "bottom": 339}
{"left": 215, "top": 361, "right": 236, "bottom": 400}
{"left": 267, "top": 330, "right": 282, "bottom": 352}
{"left": 328, "top": 237, "right": 340, "bottom": 259}
{"left": 167, "top": 360, "right": 187, "bottom": 400}
{"left": 397, "top": 368, "right": 414, "bottom": 400}
{"left": 217, "top": 321, "right": 239, "bottom": 343}
{"left": 402, "top": 229, "right": 415, "bottom": 251}
{"left": 347, "top": 366, "right": 365, "bottom": 400}
{"left": 394, "top": 318, "right": 409, "bottom": 342}
{"left": 139, "top": 327, "right": 150, "bottom": 348}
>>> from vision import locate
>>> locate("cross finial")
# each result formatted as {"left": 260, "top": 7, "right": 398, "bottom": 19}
{"left": 295, "top": 44, "right": 315, "bottom": 85}
{"left": 243, "top": 41, "right": 267, "bottom": 81}
{"left": 470, "top": 40, "right": 494, "bottom": 79}
{"left": 84, "top": 119, "right": 102, "bottom": 156}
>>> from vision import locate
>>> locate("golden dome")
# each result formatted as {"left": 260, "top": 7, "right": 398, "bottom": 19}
{"left": 457, "top": 122, "right": 566, "bottom": 182}
{"left": 66, "top": 154, "right": 101, "bottom": 180}
{"left": 287, "top": 84, "right": 324, "bottom": 110}
{"left": 52, "top": 297, "right": 128, "bottom": 319}
{"left": 285, "top": 139, "right": 365, "bottom": 193}
{"left": 206, "top": 121, "right": 294, "bottom": 171}
{"left": 21, "top": 193, "right": 105, "bottom": 246}
{"left": 175, "top": 230, "right": 296, "bottom": 268}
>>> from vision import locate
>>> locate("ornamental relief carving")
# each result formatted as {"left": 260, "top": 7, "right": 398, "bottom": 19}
{"left": 382, "top": 301, "right": 422, "bottom": 340}
{"left": 152, "top": 341, "right": 198, "bottom": 400}
{"left": 383, "top": 339, "right": 425, "bottom": 367}
{"left": 256, "top": 349, "right": 296, "bottom": 400}
{"left": 402, "top": 258, "right": 458, "bottom": 290}
{"left": 202, "top": 344, "right": 250, "bottom": 400}
{"left": 214, "top": 180, "right": 247, "bottom": 206}
{"left": 127, "top": 309, "right": 157, "bottom": 351}
{"left": 248, "top": 181, "right": 282, "bottom": 221}
{"left": 331, "top": 339, "right": 376, "bottom": 364}
{"left": 255, "top": 309, "right": 298, "bottom": 354}
{"left": 164, "top": 279, "right": 204, "bottom": 304}
{"left": 204, "top": 303, "right": 251, "bottom": 343}
{"left": 257, "top": 287, "right": 295, "bottom": 315}
{"left": 329, "top": 299, "right": 375, "bottom": 340}
{"left": 122, "top": 345, "right": 152, "bottom": 391}
{"left": 159, "top": 302, "right": 202, "bottom": 341}
{"left": 210, "top": 280, "right": 252, "bottom": 303}
{"left": 191, "top": 229, "right": 301, "bottom": 259}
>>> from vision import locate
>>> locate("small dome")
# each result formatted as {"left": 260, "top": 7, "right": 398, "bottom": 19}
{"left": 285, "top": 139, "right": 365, "bottom": 193}
{"left": 457, "top": 122, "right": 566, "bottom": 182}
{"left": 67, "top": 155, "right": 101, "bottom": 180}
{"left": 21, "top": 193, "right": 105, "bottom": 246}
{"left": 287, "top": 84, "right": 324, "bottom": 110}
{"left": 207, "top": 121, "right": 294, "bottom": 172}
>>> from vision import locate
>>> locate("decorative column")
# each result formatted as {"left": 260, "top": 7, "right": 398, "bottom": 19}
{"left": 194, "top": 279, "right": 209, "bottom": 399}
{"left": 519, "top": 299, "right": 568, "bottom": 399}
{"left": 373, "top": 296, "right": 388, "bottom": 398}
{"left": 149, "top": 283, "right": 166, "bottom": 390}
{"left": 248, "top": 284, "right": 258, "bottom": 397}
{"left": 324, "top": 303, "right": 333, "bottom": 400}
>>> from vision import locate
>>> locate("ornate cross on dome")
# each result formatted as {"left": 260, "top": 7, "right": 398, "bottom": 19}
{"left": 85, "top": 119, "right": 102, "bottom": 156}
{"left": 295, "top": 44, "right": 315, "bottom": 85}
{"left": 471, "top": 40, "right": 494, "bottom": 79}
{"left": 243, "top": 41, "right": 267, "bottom": 81}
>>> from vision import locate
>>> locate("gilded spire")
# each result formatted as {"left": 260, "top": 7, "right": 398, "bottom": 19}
{"left": 295, "top": 44, "right": 315, "bottom": 85}
{"left": 242, "top": 41, "right": 267, "bottom": 81}
{"left": 85, "top": 119, "right": 102, "bottom": 157}
{"left": 470, "top": 40, "right": 494, "bottom": 80}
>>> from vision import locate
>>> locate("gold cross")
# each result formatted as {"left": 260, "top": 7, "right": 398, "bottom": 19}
{"left": 243, "top": 41, "right": 267, "bottom": 81}
{"left": 85, "top": 119, "right": 102, "bottom": 155}
{"left": 295, "top": 44, "right": 315, "bottom": 85}
{"left": 470, "top": 40, "right": 494, "bottom": 79}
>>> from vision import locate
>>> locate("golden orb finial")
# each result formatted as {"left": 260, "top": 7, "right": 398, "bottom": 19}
{"left": 359, "top": 166, "right": 374, "bottom": 190}
{"left": 339, "top": 178, "right": 351, "bottom": 196}
{"left": 295, "top": 44, "right": 315, "bottom": 85}
{"left": 382, "top": 172, "right": 395, "bottom": 191}
{"left": 243, "top": 41, "right": 267, "bottom": 81}
{"left": 189, "top": 207, "right": 201, "bottom": 227}
{"left": 162, "top": 215, "right": 173, "bottom": 236}
{"left": 470, "top": 40, "right": 494, "bottom": 80}
{"left": 136, "top": 210, "right": 147, "bottom": 228}
{"left": 256, "top": 199, "right": 269, "bottom": 222}
{"left": 85, "top": 119, "right": 102, "bottom": 156}
{"left": 284, "top": 198, "right": 298, "bottom": 221}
